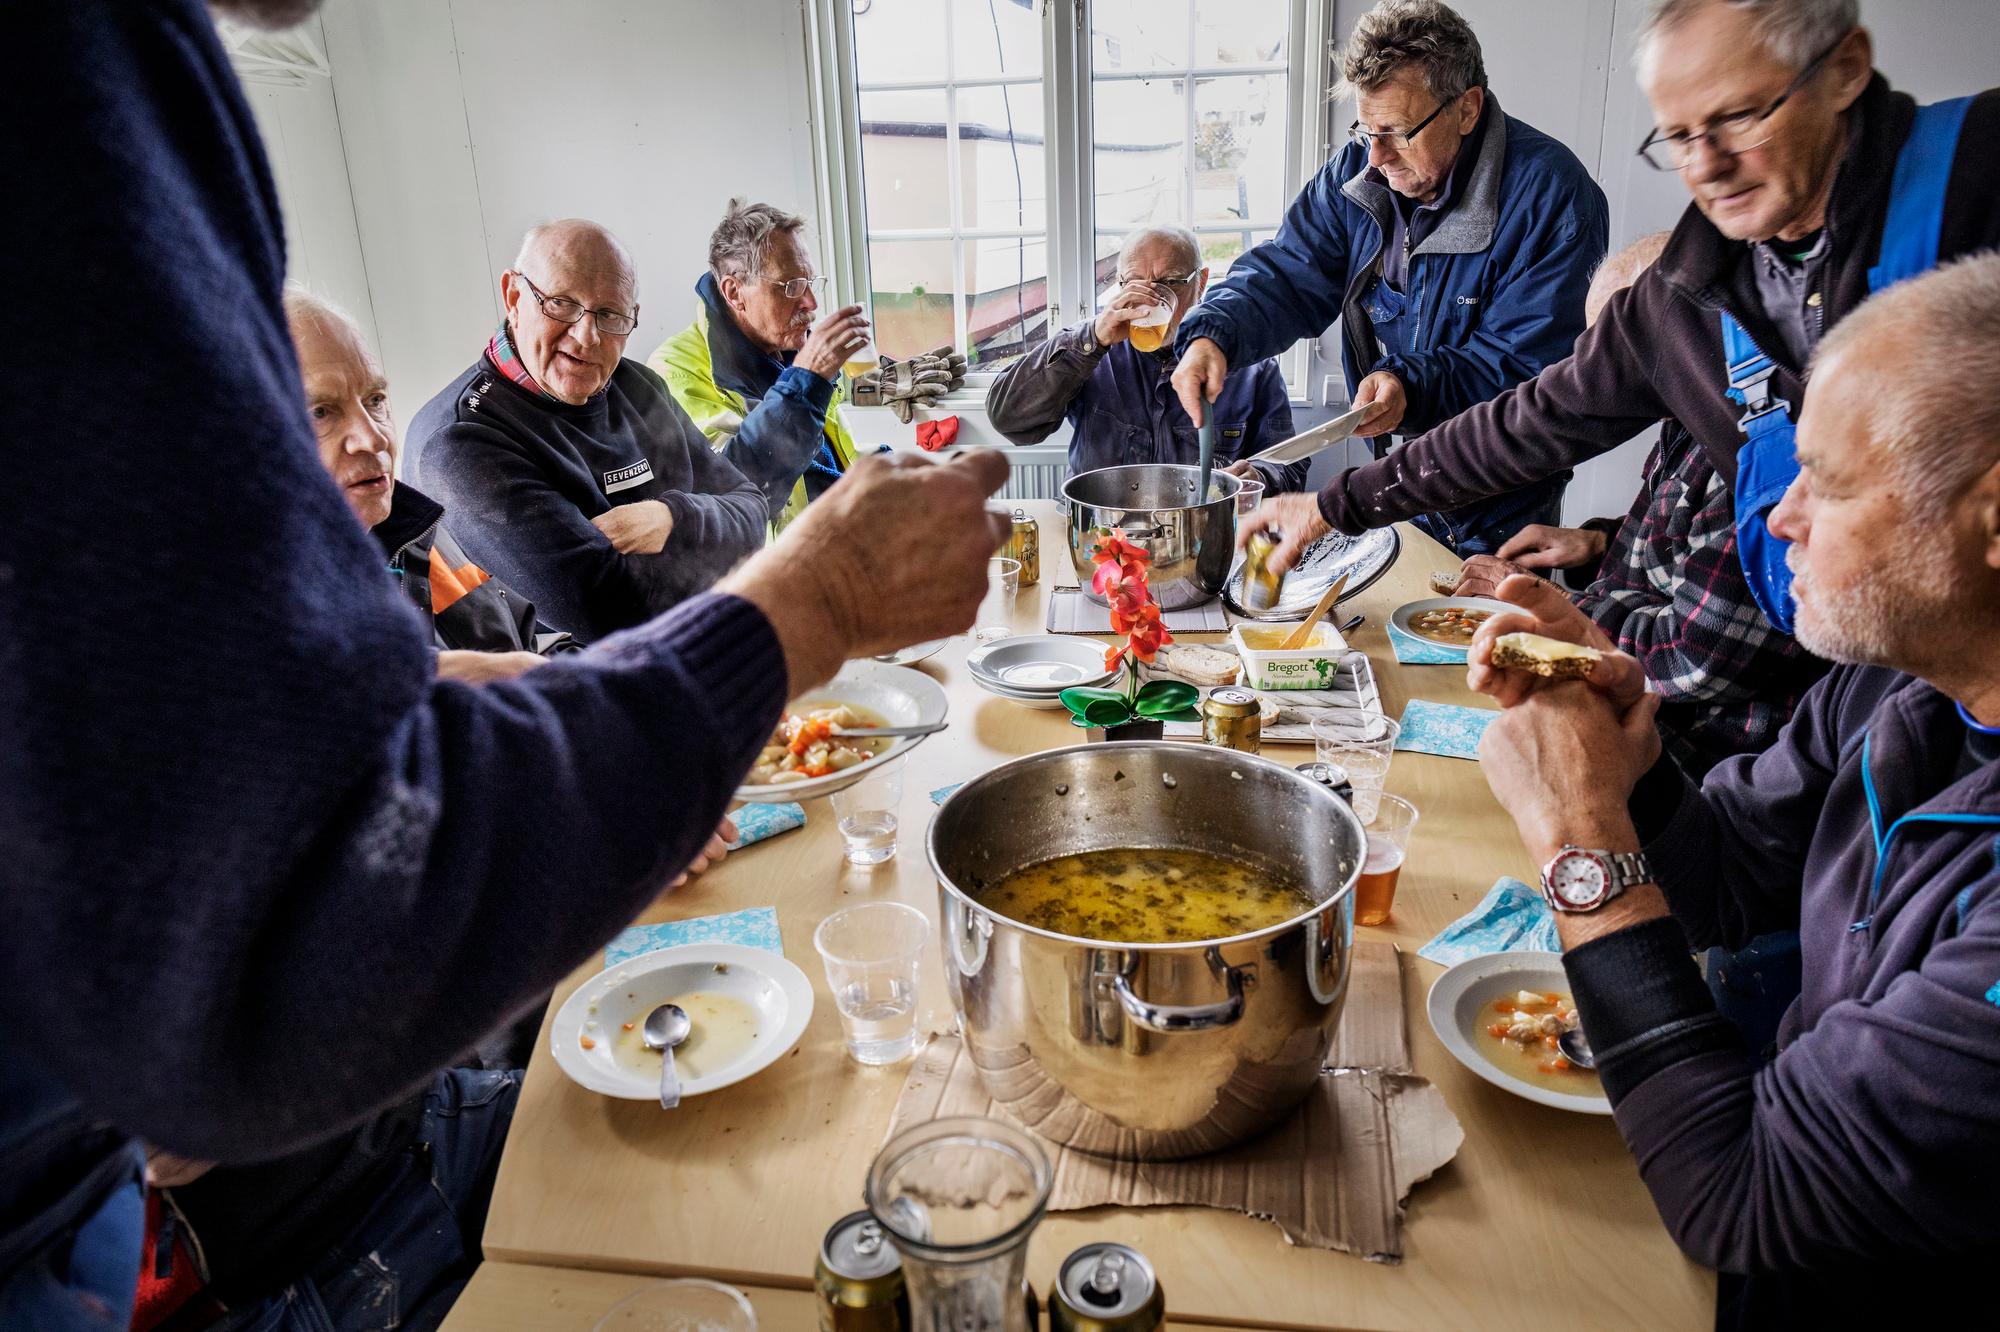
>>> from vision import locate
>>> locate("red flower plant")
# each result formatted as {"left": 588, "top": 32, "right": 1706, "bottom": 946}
{"left": 1059, "top": 529, "right": 1202, "bottom": 731}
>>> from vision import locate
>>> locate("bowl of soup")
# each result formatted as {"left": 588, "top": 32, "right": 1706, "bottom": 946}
{"left": 927, "top": 743, "right": 1365, "bottom": 1159}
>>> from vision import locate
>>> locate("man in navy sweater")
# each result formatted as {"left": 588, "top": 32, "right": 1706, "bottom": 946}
{"left": 412, "top": 219, "right": 769, "bottom": 643}
{"left": 0, "top": 3, "right": 1010, "bottom": 1324}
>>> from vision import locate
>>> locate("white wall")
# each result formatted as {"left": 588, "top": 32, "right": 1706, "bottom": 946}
{"left": 250, "top": 0, "right": 1998, "bottom": 504}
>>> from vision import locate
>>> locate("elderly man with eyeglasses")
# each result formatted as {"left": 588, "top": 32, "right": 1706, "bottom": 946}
{"left": 986, "top": 225, "right": 1305, "bottom": 492}
{"left": 651, "top": 199, "right": 874, "bottom": 534}
{"left": 1244, "top": 0, "right": 2000, "bottom": 617}
{"left": 1172, "top": 0, "right": 1608, "bottom": 555}
{"left": 410, "top": 219, "right": 766, "bottom": 642}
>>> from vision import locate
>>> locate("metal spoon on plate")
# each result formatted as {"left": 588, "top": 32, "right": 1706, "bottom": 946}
{"left": 642, "top": 1002, "right": 692, "bottom": 1109}
{"left": 1557, "top": 1026, "right": 1596, "bottom": 1070}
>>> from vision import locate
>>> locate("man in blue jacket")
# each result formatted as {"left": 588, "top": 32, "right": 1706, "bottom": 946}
{"left": 1172, "top": 0, "right": 1607, "bottom": 554}
{"left": 1469, "top": 255, "right": 2000, "bottom": 1327}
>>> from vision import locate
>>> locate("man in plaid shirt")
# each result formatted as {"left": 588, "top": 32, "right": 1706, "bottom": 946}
{"left": 1453, "top": 235, "right": 1824, "bottom": 772}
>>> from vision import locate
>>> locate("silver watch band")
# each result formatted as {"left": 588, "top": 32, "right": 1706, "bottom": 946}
{"left": 1606, "top": 850, "right": 1653, "bottom": 890}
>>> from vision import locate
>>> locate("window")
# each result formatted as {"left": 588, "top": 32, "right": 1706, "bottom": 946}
{"left": 815, "top": 0, "right": 1331, "bottom": 393}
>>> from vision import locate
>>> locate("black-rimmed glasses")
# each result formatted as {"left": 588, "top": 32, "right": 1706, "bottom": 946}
{"left": 512, "top": 271, "right": 639, "bottom": 335}
{"left": 1348, "top": 96, "right": 1455, "bottom": 153}
{"left": 1637, "top": 33, "right": 1847, "bottom": 171}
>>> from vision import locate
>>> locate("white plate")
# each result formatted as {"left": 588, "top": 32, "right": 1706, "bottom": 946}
{"left": 1389, "top": 596, "right": 1516, "bottom": 656}
{"left": 873, "top": 639, "right": 946, "bottom": 666}
{"left": 735, "top": 661, "right": 949, "bottom": 803}
{"left": 1425, "top": 951, "right": 1611, "bottom": 1116}
{"left": 551, "top": 944, "right": 814, "bottom": 1101}
{"left": 967, "top": 636, "right": 1117, "bottom": 693}
{"left": 972, "top": 676, "right": 1074, "bottom": 711}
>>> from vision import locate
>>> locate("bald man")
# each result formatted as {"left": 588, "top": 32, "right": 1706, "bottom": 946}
{"left": 985, "top": 226, "right": 1305, "bottom": 492}
{"left": 1448, "top": 233, "right": 1820, "bottom": 772}
{"left": 410, "top": 220, "right": 767, "bottom": 642}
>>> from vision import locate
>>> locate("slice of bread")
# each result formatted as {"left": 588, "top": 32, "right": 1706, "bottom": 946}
{"left": 1429, "top": 569, "right": 1461, "bottom": 595}
{"left": 1490, "top": 632, "right": 1601, "bottom": 680}
{"left": 1157, "top": 643, "right": 1240, "bottom": 686}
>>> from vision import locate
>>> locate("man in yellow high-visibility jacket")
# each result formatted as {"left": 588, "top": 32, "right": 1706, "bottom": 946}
{"left": 650, "top": 200, "right": 869, "bottom": 534}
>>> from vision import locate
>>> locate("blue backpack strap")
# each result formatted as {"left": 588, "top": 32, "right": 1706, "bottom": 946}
{"left": 1722, "top": 315, "right": 1800, "bottom": 633}
{"left": 1869, "top": 96, "right": 1973, "bottom": 293}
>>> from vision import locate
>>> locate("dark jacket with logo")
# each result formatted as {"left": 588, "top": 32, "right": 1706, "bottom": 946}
{"left": 1315, "top": 76, "right": 2000, "bottom": 537}
{"left": 1179, "top": 98, "right": 1607, "bottom": 550}
{"left": 985, "top": 320, "right": 1305, "bottom": 492}
{"left": 410, "top": 354, "right": 766, "bottom": 643}
{"left": 371, "top": 483, "right": 580, "bottom": 657}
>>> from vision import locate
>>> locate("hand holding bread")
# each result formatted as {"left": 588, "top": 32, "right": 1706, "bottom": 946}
{"left": 1466, "top": 574, "right": 1648, "bottom": 711}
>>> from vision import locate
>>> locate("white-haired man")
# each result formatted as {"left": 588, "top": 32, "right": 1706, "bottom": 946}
{"left": 411, "top": 219, "right": 767, "bottom": 642}
{"left": 986, "top": 225, "right": 1304, "bottom": 491}
{"left": 1251, "top": 0, "right": 2000, "bottom": 623}
{"left": 1468, "top": 254, "right": 2000, "bottom": 1327}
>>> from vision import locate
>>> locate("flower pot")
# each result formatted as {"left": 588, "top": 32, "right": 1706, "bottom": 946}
{"left": 1088, "top": 719, "right": 1164, "bottom": 743}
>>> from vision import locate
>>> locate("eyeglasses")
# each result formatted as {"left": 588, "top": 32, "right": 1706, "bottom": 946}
{"left": 1637, "top": 33, "right": 1846, "bottom": 171}
{"left": 760, "top": 274, "right": 830, "bottom": 302}
{"left": 1114, "top": 271, "right": 1201, "bottom": 291}
{"left": 511, "top": 271, "right": 639, "bottom": 336}
{"left": 1348, "top": 96, "right": 1456, "bottom": 153}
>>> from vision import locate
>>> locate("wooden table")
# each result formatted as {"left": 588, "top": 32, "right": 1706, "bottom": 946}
{"left": 440, "top": 1261, "right": 1259, "bottom": 1331}
{"left": 478, "top": 504, "right": 1713, "bottom": 1330}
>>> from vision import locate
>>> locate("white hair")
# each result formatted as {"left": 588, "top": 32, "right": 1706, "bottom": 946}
{"left": 281, "top": 283, "right": 362, "bottom": 340}
{"left": 1119, "top": 225, "right": 1201, "bottom": 275}
{"left": 1637, "top": 0, "right": 1859, "bottom": 80}
{"left": 1816, "top": 251, "right": 2000, "bottom": 520}
{"left": 1585, "top": 231, "right": 1672, "bottom": 325}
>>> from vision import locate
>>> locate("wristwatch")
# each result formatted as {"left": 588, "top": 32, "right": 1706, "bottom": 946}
{"left": 1539, "top": 845, "right": 1654, "bottom": 913}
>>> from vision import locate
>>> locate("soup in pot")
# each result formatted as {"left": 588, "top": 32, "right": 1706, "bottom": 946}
{"left": 974, "top": 847, "right": 1317, "bottom": 944}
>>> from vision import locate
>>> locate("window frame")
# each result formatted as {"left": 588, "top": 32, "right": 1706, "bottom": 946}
{"left": 806, "top": 0, "right": 1335, "bottom": 408}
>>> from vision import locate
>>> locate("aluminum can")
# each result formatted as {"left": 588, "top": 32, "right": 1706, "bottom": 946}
{"left": 1049, "top": 1243, "right": 1165, "bottom": 1332}
{"left": 1295, "top": 760, "right": 1356, "bottom": 806}
{"left": 1201, "top": 688, "right": 1262, "bottom": 754}
{"left": 1240, "top": 529, "right": 1284, "bottom": 612}
{"left": 1005, "top": 508, "right": 1041, "bottom": 587}
{"left": 815, "top": 1211, "right": 909, "bottom": 1332}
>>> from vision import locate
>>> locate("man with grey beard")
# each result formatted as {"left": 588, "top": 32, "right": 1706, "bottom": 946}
{"left": 1466, "top": 254, "right": 2000, "bottom": 1326}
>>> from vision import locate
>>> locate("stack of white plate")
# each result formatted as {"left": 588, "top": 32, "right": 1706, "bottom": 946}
{"left": 966, "top": 635, "right": 1117, "bottom": 710}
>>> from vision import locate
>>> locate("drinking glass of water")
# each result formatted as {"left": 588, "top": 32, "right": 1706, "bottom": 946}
{"left": 1234, "top": 476, "right": 1265, "bottom": 517}
{"left": 813, "top": 901, "right": 928, "bottom": 1065}
{"left": 830, "top": 758, "right": 905, "bottom": 865}
{"left": 973, "top": 557, "right": 1021, "bottom": 645}
{"left": 1310, "top": 710, "right": 1401, "bottom": 822}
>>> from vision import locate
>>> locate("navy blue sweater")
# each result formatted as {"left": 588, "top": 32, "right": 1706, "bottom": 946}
{"left": 0, "top": 0, "right": 785, "bottom": 1293}
{"left": 412, "top": 354, "right": 767, "bottom": 643}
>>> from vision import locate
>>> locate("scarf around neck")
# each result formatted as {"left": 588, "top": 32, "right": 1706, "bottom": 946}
{"left": 487, "top": 321, "right": 558, "bottom": 401}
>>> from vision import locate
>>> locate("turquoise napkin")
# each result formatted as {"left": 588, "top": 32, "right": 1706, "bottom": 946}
{"left": 1387, "top": 621, "right": 1467, "bottom": 665}
{"left": 606, "top": 906, "right": 783, "bottom": 967}
{"left": 929, "top": 782, "right": 963, "bottom": 805}
{"left": 1395, "top": 699, "right": 1496, "bottom": 760}
{"left": 1418, "top": 877, "right": 1560, "bottom": 966}
{"left": 727, "top": 801, "right": 805, "bottom": 847}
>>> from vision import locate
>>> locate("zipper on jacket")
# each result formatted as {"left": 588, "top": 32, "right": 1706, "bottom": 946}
{"left": 1858, "top": 733, "right": 2000, "bottom": 938}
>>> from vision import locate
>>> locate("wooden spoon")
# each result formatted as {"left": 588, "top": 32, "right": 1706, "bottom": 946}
{"left": 1281, "top": 574, "right": 1349, "bottom": 651}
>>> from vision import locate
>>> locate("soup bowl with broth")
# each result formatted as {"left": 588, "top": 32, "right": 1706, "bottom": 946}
{"left": 928, "top": 742, "right": 1364, "bottom": 1159}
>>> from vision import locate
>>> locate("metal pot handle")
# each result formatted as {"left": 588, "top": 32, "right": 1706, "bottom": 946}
{"left": 1110, "top": 949, "right": 1248, "bottom": 1033}
{"left": 1115, "top": 522, "right": 1167, "bottom": 541}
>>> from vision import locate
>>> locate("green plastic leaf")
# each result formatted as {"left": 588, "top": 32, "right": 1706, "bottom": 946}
{"left": 1132, "top": 681, "right": 1199, "bottom": 717}
{"left": 1059, "top": 686, "right": 1130, "bottom": 712}
{"left": 1081, "top": 697, "right": 1135, "bottom": 727}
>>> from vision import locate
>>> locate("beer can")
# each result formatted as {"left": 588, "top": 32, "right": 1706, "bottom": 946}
{"left": 1295, "top": 760, "right": 1356, "bottom": 806}
{"left": 1006, "top": 508, "right": 1041, "bottom": 587}
{"left": 1240, "top": 529, "right": 1284, "bottom": 612}
{"left": 815, "top": 1211, "right": 909, "bottom": 1332}
{"left": 1201, "top": 687, "right": 1262, "bottom": 754}
{"left": 1049, "top": 1242, "right": 1165, "bottom": 1332}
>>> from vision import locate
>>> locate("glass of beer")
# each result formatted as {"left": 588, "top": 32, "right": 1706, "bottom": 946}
{"left": 1127, "top": 301, "right": 1173, "bottom": 353}
{"left": 1355, "top": 794, "right": 1420, "bottom": 928}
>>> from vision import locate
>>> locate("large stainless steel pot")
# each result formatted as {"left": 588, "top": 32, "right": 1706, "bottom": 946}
{"left": 927, "top": 743, "right": 1364, "bottom": 1160}
{"left": 1063, "top": 465, "right": 1241, "bottom": 610}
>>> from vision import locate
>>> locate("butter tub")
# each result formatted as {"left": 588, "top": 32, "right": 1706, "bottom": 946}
{"left": 1231, "top": 621, "right": 1351, "bottom": 691}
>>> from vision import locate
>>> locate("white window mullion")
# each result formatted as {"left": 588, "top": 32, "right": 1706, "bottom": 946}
{"left": 804, "top": 0, "right": 869, "bottom": 310}
{"left": 1046, "top": 0, "right": 1094, "bottom": 334}
{"left": 1182, "top": 1, "right": 1197, "bottom": 230}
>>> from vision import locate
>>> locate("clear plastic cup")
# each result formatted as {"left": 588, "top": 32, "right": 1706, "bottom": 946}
{"left": 814, "top": 901, "right": 928, "bottom": 1065}
{"left": 591, "top": 1278, "right": 757, "bottom": 1332}
{"left": 1355, "top": 793, "right": 1420, "bottom": 927}
{"left": 1235, "top": 476, "right": 1266, "bottom": 517}
{"left": 1127, "top": 301, "right": 1173, "bottom": 353}
{"left": 974, "top": 556, "right": 1021, "bottom": 645}
{"left": 1310, "top": 710, "right": 1401, "bottom": 823}
{"left": 829, "top": 758, "right": 904, "bottom": 866}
